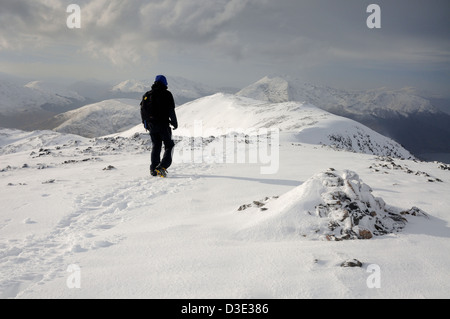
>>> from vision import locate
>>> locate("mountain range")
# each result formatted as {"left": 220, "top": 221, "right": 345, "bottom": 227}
{"left": 0, "top": 74, "right": 449, "bottom": 162}
{"left": 236, "top": 76, "right": 450, "bottom": 161}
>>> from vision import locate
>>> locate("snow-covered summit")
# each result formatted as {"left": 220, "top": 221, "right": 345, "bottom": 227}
{"left": 175, "top": 93, "right": 413, "bottom": 159}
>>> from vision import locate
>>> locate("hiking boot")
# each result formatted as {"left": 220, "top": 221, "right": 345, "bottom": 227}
{"left": 150, "top": 169, "right": 157, "bottom": 177}
{"left": 155, "top": 166, "right": 168, "bottom": 178}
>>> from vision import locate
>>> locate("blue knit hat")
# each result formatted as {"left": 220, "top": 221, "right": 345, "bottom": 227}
{"left": 155, "top": 75, "right": 168, "bottom": 86}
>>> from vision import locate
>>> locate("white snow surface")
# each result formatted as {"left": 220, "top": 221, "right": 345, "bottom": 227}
{"left": 0, "top": 125, "right": 449, "bottom": 299}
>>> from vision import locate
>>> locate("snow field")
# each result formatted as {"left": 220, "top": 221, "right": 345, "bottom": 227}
{"left": 1, "top": 130, "right": 449, "bottom": 298}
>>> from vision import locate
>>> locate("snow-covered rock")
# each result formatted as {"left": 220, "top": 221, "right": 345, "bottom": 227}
{"left": 0, "top": 128, "right": 88, "bottom": 156}
{"left": 237, "top": 169, "right": 429, "bottom": 241}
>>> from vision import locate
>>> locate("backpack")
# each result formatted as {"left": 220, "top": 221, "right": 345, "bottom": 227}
{"left": 140, "top": 85, "right": 174, "bottom": 129}
{"left": 140, "top": 91, "right": 153, "bottom": 129}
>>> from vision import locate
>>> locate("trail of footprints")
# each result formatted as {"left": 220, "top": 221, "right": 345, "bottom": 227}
{"left": 0, "top": 167, "right": 194, "bottom": 298}
{"left": 0, "top": 132, "right": 208, "bottom": 297}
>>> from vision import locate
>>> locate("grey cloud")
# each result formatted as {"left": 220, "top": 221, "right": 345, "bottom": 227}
{"left": 0, "top": 0, "right": 448, "bottom": 95}
{"left": 4, "top": 0, "right": 447, "bottom": 66}
{"left": 77, "top": 0, "right": 265, "bottom": 64}
{"left": 1, "top": 0, "right": 261, "bottom": 61}
{"left": 0, "top": 0, "right": 66, "bottom": 49}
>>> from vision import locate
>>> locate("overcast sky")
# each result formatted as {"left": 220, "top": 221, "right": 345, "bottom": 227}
{"left": 0, "top": 0, "right": 449, "bottom": 95}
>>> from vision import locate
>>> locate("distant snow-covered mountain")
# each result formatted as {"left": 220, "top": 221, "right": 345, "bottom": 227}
{"left": 0, "top": 80, "right": 84, "bottom": 114}
{"left": 237, "top": 76, "right": 440, "bottom": 117}
{"left": 111, "top": 76, "right": 217, "bottom": 105}
{"left": 0, "top": 80, "right": 88, "bottom": 129}
{"left": 237, "top": 76, "right": 450, "bottom": 160}
{"left": 51, "top": 99, "right": 140, "bottom": 138}
{"left": 24, "top": 81, "right": 86, "bottom": 103}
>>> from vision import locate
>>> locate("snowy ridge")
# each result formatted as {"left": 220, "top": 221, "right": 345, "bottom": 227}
{"left": 175, "top": 93, "right": 413, "bottom": 158}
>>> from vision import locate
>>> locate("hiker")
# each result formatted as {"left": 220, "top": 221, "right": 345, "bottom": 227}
{"left": 140, "top": 75, "right": 178, "bottom": 177}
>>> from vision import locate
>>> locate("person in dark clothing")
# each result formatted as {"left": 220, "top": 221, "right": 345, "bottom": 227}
{"left": 140, "top": 75, "right": 178, "bottom": 177}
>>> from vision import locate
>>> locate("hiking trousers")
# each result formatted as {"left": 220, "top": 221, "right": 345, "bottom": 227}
{"left": 149, "top": 124, "right": 175, "bottom": 171}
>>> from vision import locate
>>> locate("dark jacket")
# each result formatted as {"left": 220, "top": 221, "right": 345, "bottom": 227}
{"left": 140, "top": 82, "right": 178, "bottom": 129}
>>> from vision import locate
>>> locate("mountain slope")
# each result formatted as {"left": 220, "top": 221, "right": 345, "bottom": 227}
{"left": 174, "top": 93, "right": 413, "bottom": 159}
{"left": 52, "top": 99, "right": 140, "bottom": 138}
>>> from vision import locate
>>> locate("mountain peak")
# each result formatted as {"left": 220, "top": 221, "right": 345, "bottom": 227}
{"left": 238, "top": 76, "right": 291, "bottom": 103}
